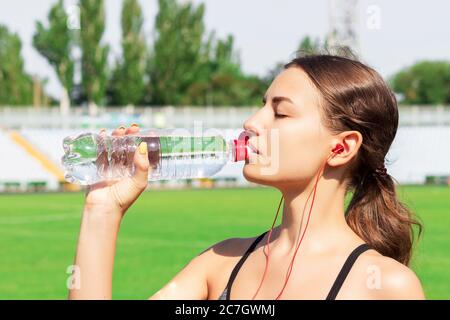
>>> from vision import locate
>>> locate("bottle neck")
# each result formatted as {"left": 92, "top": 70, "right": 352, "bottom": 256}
{"left": 228, "top": 138, "right": 248, "bottom": 162}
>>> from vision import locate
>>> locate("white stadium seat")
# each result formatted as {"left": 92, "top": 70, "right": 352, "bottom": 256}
{"left": 0, "top": 131, "right": 58, "bottom": 190}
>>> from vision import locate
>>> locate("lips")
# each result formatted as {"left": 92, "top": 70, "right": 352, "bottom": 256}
{"left": 247, "top": 142, "right": 260, "bottom": 155}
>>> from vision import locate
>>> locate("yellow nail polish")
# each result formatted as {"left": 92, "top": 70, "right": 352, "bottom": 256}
{"left": 139, "top": 142, "right": 147, "bottom": 154}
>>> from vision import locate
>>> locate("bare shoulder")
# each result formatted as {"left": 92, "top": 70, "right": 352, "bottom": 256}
{"left": 149, "top": 235, "right": 257, "bottom": 300}
{"left": 199, "top": 234, "right": 261, "bottom": 264}
{"left": 201, "top": 233, "right": 264, "bottom": 276}
{"left": 356, "top": 249, "right": 425, "bottom": 300}
{"left": 200, "top": 234, "right": 263, "bottom": 297}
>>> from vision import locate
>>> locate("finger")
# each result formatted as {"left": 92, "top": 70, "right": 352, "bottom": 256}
{"left": 110, "top": 142, "right": 151, "bottom": 211}
{"left": 112, "top": 125, "right": 126, "bottom": 136}
{"left": 132, "top": 141, "right": 151, "bottom": 186}
{"left": 125, "top": 123, "right": 140, "bottom": 135}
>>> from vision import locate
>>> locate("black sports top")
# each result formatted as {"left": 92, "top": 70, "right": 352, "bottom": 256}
{"left": 217, "top": 230, "right": 372, "bottom": 300}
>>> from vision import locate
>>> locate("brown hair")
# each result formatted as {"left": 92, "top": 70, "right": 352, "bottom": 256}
{"left": 285, "top": 54, "right": 422, "bottom": 265}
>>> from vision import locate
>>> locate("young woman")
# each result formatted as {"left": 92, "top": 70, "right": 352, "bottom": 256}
{"left": 69, "top": 54, "right": 424, "bottom": 300}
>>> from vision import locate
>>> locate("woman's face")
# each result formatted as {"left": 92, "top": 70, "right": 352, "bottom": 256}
{"left": 243, "top": 67, "right": 335, "bottom": 190}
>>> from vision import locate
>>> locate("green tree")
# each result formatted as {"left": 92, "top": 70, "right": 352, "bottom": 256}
{"left": 146, "top": 0, "right": 268, "bottom": 107}
{"left": 80, "top": 0, "right": 109, "bottom": 108}
{"left": 109, "top": 0, "right": 146, "bottom": 106}
{"left": 33, "top": 0, "right": 74, "bottom": 106}
{"left": 391, "top": 61, "right": 450, "bottom": 105}
{"left": 0, "top": 25, "right": 33, "bottom": 106}
{"left": 148, "top": 0, "right": 206, "bottom": 105}
{"left": 184, "top": 34, "right": 266, "bottom": 106}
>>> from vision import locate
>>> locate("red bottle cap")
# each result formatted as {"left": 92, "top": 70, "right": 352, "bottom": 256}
{"left": 233, "top": 131, "right": 250, "bottom": 162}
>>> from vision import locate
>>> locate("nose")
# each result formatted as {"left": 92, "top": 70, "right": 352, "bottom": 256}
{"left": 243, "top": 115, "right": 262, "bottom": 137}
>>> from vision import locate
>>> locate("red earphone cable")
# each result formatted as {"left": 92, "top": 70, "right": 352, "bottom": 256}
{"left": 252, "top": 145, "right": 343, "bottom": 300}
{"left": 251, "top": 194, "right": 282, "bottom": 299}
{"left": 275, "top": 152, "right": 333, "bottom": 299}
{"left": 251, "top": 181, "right": 315, "bottom": 300}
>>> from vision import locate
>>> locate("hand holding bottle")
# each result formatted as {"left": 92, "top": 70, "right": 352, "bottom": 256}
{"left": 84, "top": 124, "right": 151, "bottom": 216}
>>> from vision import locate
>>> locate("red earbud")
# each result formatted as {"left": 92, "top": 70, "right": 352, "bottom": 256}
{"left": 332, "top": 144, "right": 344, "bottom": 154}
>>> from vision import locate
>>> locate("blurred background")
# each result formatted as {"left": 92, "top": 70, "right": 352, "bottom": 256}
{"left": 0, "top": 0, "right": 449, "bottom": 299}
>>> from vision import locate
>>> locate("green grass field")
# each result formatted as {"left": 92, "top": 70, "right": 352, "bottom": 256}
{"left": 0, "top": 185, "right": 448, "bottom": 299}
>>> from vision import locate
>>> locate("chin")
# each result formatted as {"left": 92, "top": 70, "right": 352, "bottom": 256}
{"left": 242, "top": 162, "right": 280, "bottom": 187}
{"left": 243, "top": 162, "right": 308, "bottom": 192}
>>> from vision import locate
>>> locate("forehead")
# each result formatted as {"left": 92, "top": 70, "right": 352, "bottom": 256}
{"left": 266, "top": 67, "right": 320, "bottom": 107}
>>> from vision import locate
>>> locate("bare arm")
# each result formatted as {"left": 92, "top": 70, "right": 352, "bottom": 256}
{"left": 68, "top": 205, "right": 122, "bottom": 299}
{"left": 68, "top": 124, "right": 214, "bottom": 300}
{"left": 70, "top": 204, "right": 212, "bottom": 300}
{"left": 68, "top": 125, "right": 150, "bottom": 299}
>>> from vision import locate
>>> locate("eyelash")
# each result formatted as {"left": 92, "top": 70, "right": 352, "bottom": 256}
{"left": 274, "top": 113, "right": 287, "bottom": 118}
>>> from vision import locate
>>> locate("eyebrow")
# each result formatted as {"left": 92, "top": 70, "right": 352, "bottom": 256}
{"left": 262, "top": 95, "right": 294, "bottom": 105}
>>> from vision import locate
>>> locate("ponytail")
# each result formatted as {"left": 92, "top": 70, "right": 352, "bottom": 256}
{"left": 345, "top": 170, "right": 422, "bottom": 265}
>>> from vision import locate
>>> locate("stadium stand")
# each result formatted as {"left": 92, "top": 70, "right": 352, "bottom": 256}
{"left": 20, "top": 128, "right": 81, "bottom": 169}
{"left": 0, "top": 107, "right": 449, "bottom": 192}
{"left": 387, "top": 126, "right": 450, "bottom": 184}
{"left": 0, "top": 130, "right": 59, "bottom": 192}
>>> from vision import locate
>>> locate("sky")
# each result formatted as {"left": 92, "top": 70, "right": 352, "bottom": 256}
{"left": 0, "top": 0, "right": 449, "bottom": 99}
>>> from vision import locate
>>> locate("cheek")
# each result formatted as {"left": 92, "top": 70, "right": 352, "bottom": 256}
{"left": 243, "top": 119, "right": 327, "bottom": 184}
{"left": 278, "top": 123, "right": 322, "bottom": 178}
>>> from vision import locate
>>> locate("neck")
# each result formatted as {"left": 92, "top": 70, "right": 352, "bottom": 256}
{"left": 272, "top": 176, "right": 350, "bottom": 255}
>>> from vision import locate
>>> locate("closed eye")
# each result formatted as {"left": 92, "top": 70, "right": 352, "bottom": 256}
{"left": 262, "top": 96, "right": 291, "bottom": 119}
{"left": 274, "top": 112, "right": 287, "bottom": 118}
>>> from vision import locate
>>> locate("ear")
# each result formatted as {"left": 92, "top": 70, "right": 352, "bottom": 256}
{"left": 328, "top": 131, "right": 363, "bottom": 167}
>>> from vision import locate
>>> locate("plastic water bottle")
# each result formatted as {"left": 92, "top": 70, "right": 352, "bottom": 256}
{"left": 61, "top": 128, "right": 251, "bottom": 185}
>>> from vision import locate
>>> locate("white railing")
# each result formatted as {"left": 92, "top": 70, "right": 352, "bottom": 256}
{"left": 1, "top": 105, "right": 449, "bottom": 129}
